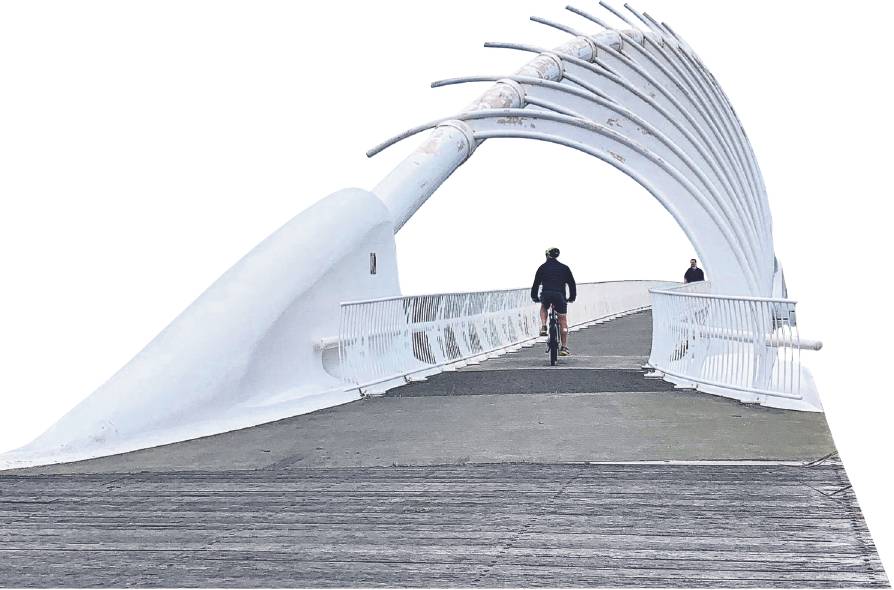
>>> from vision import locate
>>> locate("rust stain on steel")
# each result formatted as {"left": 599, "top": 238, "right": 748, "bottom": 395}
{"left": 534, "top": 59, "right": 553, "bottom": 78}
{"left": 608, "top": 151, "right": 626, "bottom": 163}
{"left": 496, "top": 116, "right": 528, "bottom": 126}
{"left": 419, "top": 138, "right": 440, "bottom": 155}
{"left": 518, "top": 55, "right": 561, "bottom": 81}
{"left": 625, "top": 30, "right": 645, "bottom": 46}
{"left": 471, "top": 84, "right": 519, "bottom": 111}
{"left": 419, "top": 128, "right": 450, "bottom": 155}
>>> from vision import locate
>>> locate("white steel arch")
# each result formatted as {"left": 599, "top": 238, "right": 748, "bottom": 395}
{"left": 373, "top": 108, "right": 761, "bottom": 294}
{"left": 372, "top": 2, "right": 781, "bottom": 297}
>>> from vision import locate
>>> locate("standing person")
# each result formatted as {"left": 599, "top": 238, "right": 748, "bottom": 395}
{"left": 531, "top": 248, "right": 577, "bottom": 356}
{"left": 684, "top": 258, "right": 705, "bottom": 283}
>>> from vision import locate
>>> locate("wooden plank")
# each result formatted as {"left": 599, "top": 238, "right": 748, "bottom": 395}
{"left": 0, "top": 462, "right": 886, "bottom": 588}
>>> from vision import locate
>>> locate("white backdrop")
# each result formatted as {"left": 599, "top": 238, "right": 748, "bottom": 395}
{"left": 1, "top": 0, "right": 891, "bottom": 569}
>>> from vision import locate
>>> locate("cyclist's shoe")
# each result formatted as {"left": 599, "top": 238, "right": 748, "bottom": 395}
{"left": 559, "top": 346, "right": 571, "bottom": 357}
{"left": 539, "top": 326, "right": 548, "bottom": 337}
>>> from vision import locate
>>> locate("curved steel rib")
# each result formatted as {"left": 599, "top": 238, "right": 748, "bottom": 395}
{"left": 368, "top": 2, "right": 782, "bottom": 296}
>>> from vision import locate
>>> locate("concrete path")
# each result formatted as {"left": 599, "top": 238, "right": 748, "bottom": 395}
{"left": 14, "top": 313, "right": 837, "bottom": 474}
{"left": 0, "top": 311, "right": 886, "bottom": 587}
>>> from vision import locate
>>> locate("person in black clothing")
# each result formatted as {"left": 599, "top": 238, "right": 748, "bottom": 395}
{"left": 684, "top": 258, "right": 705, "bottom": 283}
{"left": 531, "top": 247, "right": 577, "bottom": 356}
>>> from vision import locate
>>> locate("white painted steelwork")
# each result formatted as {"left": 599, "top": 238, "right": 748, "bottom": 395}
{"left": 371, "top": 2, "right": 785, "bottom": 298}
{"left": 339, "top": 280, "right": 674, "bottom": 395}
{"left": 3, "top": 3, "right": 827, "bottom": 469}
{"left": 647, "top": 283, "right": 822, "bottom": 411}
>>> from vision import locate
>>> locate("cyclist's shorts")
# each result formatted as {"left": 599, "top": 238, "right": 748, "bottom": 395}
{"left": 540, "top": 290, "right": 567, "bottom": 314}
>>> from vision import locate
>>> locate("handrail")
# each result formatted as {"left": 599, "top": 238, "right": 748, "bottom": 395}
{"left": 650, "top": 287, "right": 798, "bottom": 305}
{"left": 647, "top": 281, "right": 822, "bottom": 411}
{"left": 338, "top": 280, "right": 675, "bottom": 395}
{"left": 341, "top": 279, "right": 668, "bottom": 306}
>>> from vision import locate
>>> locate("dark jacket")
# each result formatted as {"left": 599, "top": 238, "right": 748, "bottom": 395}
{"left": 684, "top": 267, "right": 705, "bottom": 283}
{"left": 531, "top": 258, "right": 577, "bottom": 301}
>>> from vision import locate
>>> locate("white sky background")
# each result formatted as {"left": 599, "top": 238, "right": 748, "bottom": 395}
{"left": 1, "top": 0, "right": 892, "bottom": 568}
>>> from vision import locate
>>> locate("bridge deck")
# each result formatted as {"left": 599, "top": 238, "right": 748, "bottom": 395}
{"left": 1, "top": 312, "right": 887, "bottom": 587}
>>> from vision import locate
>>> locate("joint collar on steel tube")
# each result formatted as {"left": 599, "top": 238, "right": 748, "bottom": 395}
{"left": 437, "top": 120, "right": 478, "bottom": 157}
{"left": 574, "top": 36, "right": 599, "bottom": 62}
{"left": 495, "top": 78, "right": 527, "bottom": 107}
{"left": 541, "top": 52, "right": 566, "bottom": 78}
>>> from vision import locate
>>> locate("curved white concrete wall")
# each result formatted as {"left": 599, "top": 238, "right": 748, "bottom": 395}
{"left": 3, "top": 189, "right": 400, "bottom": 468}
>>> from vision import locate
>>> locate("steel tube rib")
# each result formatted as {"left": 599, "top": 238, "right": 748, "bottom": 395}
{"left": 634, "top": 31, "right": 767, "bottom": 233}
{"left": 434, "top": 62, "right": 766, "bottom": 267}
{"left": 372, "top": 33, "right": 601, "bottom": 233}
{"left": 663, "top": 23, "right": 775, "bottom": 240}
{"left": 401, "top": 81, "right": 766, "bottom": 275}
{"left": 476, "top": 45, "right": 761, "bottom": 244}
{"left": 368, "top": 3, "right": 782, "bottom": 296}
{"left": 625, "top": 36, "right": 774, "bottom": 273}
{"left": 479, "top": 40, "right": 773, "bottom": 291}
{"left": 470, "top": 123, "right": 758, "bottom": 293}
{"left": 524, "top": 20, "right": 772, "bottom": 269}
{"left": 369, "top": 105, "right": 756, "bottom": 282}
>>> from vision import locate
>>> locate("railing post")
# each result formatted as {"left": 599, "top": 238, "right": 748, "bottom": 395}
{"left": 337, "top": 281, "right": 675, "bottom": 395}
{"left": 647, "top": 283, "right": 822, "bottom": 411}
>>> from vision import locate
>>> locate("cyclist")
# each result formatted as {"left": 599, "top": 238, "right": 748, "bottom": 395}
{"left": 531, "top": 247, "right": 577, "bottom": 356}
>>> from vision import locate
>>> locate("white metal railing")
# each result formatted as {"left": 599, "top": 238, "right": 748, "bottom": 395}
{"left": 338, "top": 280, "right": 674, "bottom": 394}
{"left": 647, "top": 282, "right": 822, "bottom": 410}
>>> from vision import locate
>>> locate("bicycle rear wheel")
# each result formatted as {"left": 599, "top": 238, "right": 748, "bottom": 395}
{"left": 548, "top": 313, "right": 559, "bottom": 366}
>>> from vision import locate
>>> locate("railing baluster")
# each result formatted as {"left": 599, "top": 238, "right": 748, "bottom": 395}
{"left": 647, "top": 282, "right": 819, "bottom": 404}
{"left": 338, "top": 281, "right": 674, "bottom": 393}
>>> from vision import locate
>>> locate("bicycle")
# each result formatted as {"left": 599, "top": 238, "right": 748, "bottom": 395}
{"left": 546, "top": 303, "right": 560, "bottom": 366}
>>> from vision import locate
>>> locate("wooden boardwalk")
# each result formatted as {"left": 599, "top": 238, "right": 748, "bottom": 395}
{"left": 0, "top": 462, "right": 887, "bottom": 587}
